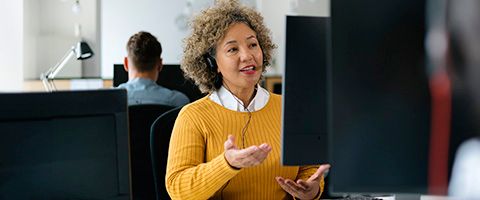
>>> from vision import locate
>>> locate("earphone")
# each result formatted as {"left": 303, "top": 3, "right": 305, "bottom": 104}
{"left": 204, "top": 54, "right": 218, "bottom": 72}
{"left": 203, "top": 51, "right": 269, "bottom": 73}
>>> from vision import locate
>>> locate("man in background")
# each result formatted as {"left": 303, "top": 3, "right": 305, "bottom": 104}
{"left": 118, "top": 31, "right": 189, "bottom": 106}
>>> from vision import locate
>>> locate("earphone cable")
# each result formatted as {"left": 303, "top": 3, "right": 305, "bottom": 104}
{"left": 223, "top": 83, "right": 256, "bottom": 148}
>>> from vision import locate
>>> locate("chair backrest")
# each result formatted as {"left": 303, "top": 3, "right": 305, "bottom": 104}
{"left": 128, "top": 104, "right": 176, "bottom": 200}
{"left": 150, "top": 106, "right": 183, "bottom": 200}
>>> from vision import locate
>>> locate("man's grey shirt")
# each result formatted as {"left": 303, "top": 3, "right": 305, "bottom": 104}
{"left": 118, "top": 77, "right": 189, "bottom": 106}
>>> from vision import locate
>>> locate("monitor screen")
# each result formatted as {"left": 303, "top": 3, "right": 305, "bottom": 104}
{"left": 0, "top": 89, "right": 130, "bottom": 200}
{"left": 113, "top": 64, "right": 204, "bottom": 101}
{"left": 330, "top": 0, "right": 431, "bottom": 194}
{"left": 282, "top": 16, "right": 330, "bottom": 165}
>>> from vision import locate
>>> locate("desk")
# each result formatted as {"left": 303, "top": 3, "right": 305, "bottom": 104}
{"left": 322, "top": 195, "right": 461, "bottom": 200}
{"left": 421, "top": 196, "right": 462, "bottom": 200}
{"left": 23, "top": 79, "right": 113, "bottom": 91}
{"left": 263, "top": 75, "right": 282, "bottom": 94}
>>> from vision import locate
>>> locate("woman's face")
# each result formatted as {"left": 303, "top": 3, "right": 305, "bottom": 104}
{"left": 215, "top": 22, "right": 263, "bottom": 92}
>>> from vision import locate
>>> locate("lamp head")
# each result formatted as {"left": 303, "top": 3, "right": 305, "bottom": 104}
{"left": 75, "top": 41, "right": 94, "bottom": 60}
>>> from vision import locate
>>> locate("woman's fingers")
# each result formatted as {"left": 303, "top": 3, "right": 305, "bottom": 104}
{"left": 276, "top": 177, "right": 298, "bottom": 195}
{"left": 223, "top": 134, "right": 237, "bottom": 150}
{"left": 307, "top": 164, "right": 331, "bottom": 182}
{"left": 277, "top": 176, "right": 319, "bottom": 199}
{"left": 224, "top": 136, "right": 271, "bottom": 168}
{"left": 285, "top": 179, "right": 307, "bottom": 191}
{"left": 239, "top": 144, "right": 271, "bottom": 166}
{"left": 296, "top": 179, "right": 309, "bottom": 190}
{"left": 276, "top": 177, "right": 308, "bottom": 198}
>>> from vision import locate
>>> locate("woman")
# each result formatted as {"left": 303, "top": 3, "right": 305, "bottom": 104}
{"left": 165, "top": 0, "right": 330, "bottom": 199}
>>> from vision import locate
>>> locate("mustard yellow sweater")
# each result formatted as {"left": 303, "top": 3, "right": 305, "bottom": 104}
{"left": 165, "top": 94, "right": 324, "bottom": 200}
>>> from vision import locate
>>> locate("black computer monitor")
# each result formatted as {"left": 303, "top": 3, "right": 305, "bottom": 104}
{"left": 113, "top": 64, "right": 205, "bottom": 101}
{"left": 0, "top": 89, "right": 130, "bottom": 200}
{"left": 282, "top": 16, "right": 330, "bottom": 165}
{"left": 330, "top": 0, "right": 431, "bottom": 195}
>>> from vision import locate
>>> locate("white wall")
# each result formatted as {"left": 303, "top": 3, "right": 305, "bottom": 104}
{"left": 23, "top": 0, "right": 99, "bottom": 80}
{"left": 260, "top": 0, "right": 329, "bottom": 75}
{"left": 101, "top": 0, "right": 259, "bottom": 78}
{"left": 24, "top": 0, "right": 39, "bottom": 80}
{"left": 101, "top": 0, "right": 189, "bottom": 78}
{"left": 79, "top": 0, "right": 100, "bottom": 77}
{"left": 101, "top": 0, "right": 329, "bottom": 78}
{"left": 0, "top": 0, "right": 23, "bottom": 91}
{"left": 1, "top": 0, "right": 329, "bottom": 91}
{"left": 260, "top": 0, "right": 289, "bottom": 75}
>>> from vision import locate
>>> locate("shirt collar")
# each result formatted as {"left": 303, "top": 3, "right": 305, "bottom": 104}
{"left": 209, "top": 85, "right": 270, "bottom": 112}
{"left": 129, "top": 77, "right": 156, "bottom": 85}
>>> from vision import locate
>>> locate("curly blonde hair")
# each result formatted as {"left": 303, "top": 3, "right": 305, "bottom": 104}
{"left": 181, "top": 0, "right": 276, "bottom": 93}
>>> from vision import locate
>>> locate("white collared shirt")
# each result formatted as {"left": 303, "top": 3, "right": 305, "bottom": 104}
{"left": 209, "top": 85, "right": 270, "bottom": 112}
{"left": 449, "top": 138, "right": 480, "bottom": 198}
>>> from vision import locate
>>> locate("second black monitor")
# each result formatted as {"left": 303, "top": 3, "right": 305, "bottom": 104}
{"left": 330, "top": 0, "right": 431, "bottom": 194}
{"left": 282, "top": 16, "right": 330, "bottom": 165}
{"left": 283, "top": 1, "right": 432, "bottom": 194}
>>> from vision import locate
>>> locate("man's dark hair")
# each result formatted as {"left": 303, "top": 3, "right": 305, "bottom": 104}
{"left": 126, "top": 31, "right": 162, "bottom": 72}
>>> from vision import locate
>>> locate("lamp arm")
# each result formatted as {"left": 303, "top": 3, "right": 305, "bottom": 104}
{"left": 41, "top": 76, "right": 51, "bottom": 92}
{"left": 41, "top": 78, "right": 57, "bottom": 92}
{"left": 40, "top": 41, "right": 93, "bottom": 92}
{"left": 40, "top": 46, "right": 75, "bottom": 92}
{"left": 48, "top": 49, "right": 75, "bottom": 79}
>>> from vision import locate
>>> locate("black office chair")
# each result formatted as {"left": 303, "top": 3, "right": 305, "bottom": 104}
{"left": 150, "top": 106, "right": 183, "bottom": 200}
{"left": 128, "top": 104, "right": 176, "bottom": 200}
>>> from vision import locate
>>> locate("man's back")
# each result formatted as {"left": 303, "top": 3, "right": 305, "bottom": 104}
{"left": 120, "top": 31, "right": 191, "bottom": 107}
{"left": 118, "top": 77, "right": 189, "bottom": 106}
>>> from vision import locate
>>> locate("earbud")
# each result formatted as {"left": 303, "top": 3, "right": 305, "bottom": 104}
{"left": 203, "top": 54, "right": 218, "bottom": 72}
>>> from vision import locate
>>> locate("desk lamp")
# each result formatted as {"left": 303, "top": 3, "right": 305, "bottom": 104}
{"left": 41, "top": 41, "right": 94, "bottom": 91}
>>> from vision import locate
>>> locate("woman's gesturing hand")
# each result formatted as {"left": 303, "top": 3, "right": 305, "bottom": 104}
{"left": 224, "top": 135, "right": 271, "bottom": 169}
{"left": 276, "top": 164, "right": 331, "bottom": 200}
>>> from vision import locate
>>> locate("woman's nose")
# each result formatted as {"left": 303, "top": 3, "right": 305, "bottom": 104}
{"left": 239, "top": 48, "right": 254, "bottom": 62}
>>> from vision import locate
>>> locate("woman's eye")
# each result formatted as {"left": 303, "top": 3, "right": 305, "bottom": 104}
{"left": 227, "top": 47, "right": 238, "bottom": 53}
{"left": 250, "top": 43, "right": 258, "bottom": 48}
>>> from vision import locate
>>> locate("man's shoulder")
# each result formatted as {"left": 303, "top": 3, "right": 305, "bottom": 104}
{"left": 117, "top": 82, "right": 128, "bottom": 88}
{"left": 117, "top": 78, "right": 148, "bottom": 89}
{"left": 133, "top": 84, "right": 187, "bottom": 107}
{"left": 169, "top": 90, "right": 190, "bottom": 106}
{"left": 150, "top": 85, "right": 189, "bottom": 102}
